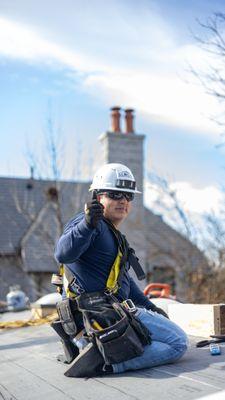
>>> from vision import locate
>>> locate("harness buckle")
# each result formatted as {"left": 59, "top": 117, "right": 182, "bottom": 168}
{"left": 51, "top": 273, "right": 63, "bottom": 286}
{"left": 122, "top": 299, "right": 136, "bottom": 313}
{"left": 68, "top": 278, "right": 84, "bottom": 296}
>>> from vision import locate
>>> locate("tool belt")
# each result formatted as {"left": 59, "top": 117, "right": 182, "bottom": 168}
{"left": 76, "top": 291, "right": 151, "bottom": 365}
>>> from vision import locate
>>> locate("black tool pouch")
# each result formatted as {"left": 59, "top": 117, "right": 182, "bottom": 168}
{"left": 127, "top": 313, "right": 152, "bottom": 346}
{"left": 56, "top": 298, "right": 79, "bottom": 336}
{"left": 76, "top": 291, "right": 145, "bottom": 365}
{"left": 94, "top": 315, "right": 144, "bottom": 364}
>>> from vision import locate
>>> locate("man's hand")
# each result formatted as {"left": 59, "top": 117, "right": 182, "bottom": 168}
{"left": 148, "top": 304, "right": 169, "bottom": 319}
{"left": 84, "top": 192, "right": 104, "bottom": 228}
{"left": 154, "top": 306, "right": 169, "bottom": 319}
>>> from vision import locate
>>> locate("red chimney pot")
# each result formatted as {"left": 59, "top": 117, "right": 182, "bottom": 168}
{"left": 125, "top": 109, "right": 135, "bottom": 134}
{"left": 110, "top": 107, "right": 121, "bottom": 133}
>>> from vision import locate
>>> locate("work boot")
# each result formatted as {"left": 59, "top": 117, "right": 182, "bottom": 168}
{"left": 51, "top": 320, "right": 79, "bottom": 364}
{"left": 64, "top": 342, "right": 113, "bottom": 378}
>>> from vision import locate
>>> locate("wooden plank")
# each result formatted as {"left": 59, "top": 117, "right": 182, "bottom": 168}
{"left": 31, "top": 305, "right": 56, "bottom": 319}
{"left": 168, "top": 304, "right": 225, "bottom": 337}
{"left": 197, "top": 391, "right": 225, "bottom": 400}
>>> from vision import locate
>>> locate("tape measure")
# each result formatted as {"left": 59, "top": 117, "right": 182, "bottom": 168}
{"left": 209, "top": 343, "right": 221, "bottom": 355}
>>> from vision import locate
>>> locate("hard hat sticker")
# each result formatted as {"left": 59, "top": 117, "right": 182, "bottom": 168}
{"left": 118, "top": 171, "right": 132, "bottom": 178}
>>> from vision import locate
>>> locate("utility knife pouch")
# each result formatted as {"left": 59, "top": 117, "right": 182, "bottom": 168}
{"left": 56, "top": 298, "right": 79, "bottom": 337}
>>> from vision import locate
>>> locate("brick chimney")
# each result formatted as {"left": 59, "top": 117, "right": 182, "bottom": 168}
{"left": 125, "top": 109, "right": 134, "bottom": 133}
{"left": 110, "top": 107, "right": 121, "bottom": 133}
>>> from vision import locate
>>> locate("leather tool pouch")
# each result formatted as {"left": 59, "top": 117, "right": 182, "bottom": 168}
{"left": 76, "top": 292, "right": 150, "bottom": 365}
{"left": 56, "top": 298, "right": 80, "bottom": 336}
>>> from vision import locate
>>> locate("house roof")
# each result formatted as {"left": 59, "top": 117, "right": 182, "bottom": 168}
{"left": 143, "top": 207, "right": 208, "bottom": 269}
{"left": 0, "top": 176, "right": 207, "bottom": 275}
{"left": 0, "top": 177, "right": 90, "bottom": 262}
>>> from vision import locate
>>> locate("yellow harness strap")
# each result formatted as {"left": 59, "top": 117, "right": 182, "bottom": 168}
{"left": 57, "top": 249, "right": 123, "bottom": 298}
{"left": 106, "top": 249, "right": 123, "bottom": 293}
{"left": 59, "top": 264, "right": 64, "bottom": 276}
{"left": 58, "top": 264, "right": 77, "bottom": 298}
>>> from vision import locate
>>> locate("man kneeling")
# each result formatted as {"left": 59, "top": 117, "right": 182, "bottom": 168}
{"left": 53, "top": 163, "right": 188, "bottom": 377}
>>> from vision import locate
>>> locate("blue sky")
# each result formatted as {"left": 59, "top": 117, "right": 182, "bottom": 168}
{"left": 1, "top": 0, "right": 225, "bottom": 216}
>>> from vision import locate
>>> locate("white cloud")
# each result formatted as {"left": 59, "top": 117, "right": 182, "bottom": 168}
{"left": 145, "top": 179, "right": 225, "bottom": 256}
{"left": 0, "top": 15, "right": 222, "bottom": 136}
{"left": 171, "top": 182, "right": 223, "bottom": 214}
{"left": 0, "top": 17, "right": 108, "bottom": 73}
{"left": 84, "top": 70, "right": 220, "bottom": 135}
{"left": 145, "top": 180, "right": 223, "bottom": 215}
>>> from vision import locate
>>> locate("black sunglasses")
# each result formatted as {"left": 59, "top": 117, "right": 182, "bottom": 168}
{"left": 99, "top": 191, "right": 134, "bottom": 202}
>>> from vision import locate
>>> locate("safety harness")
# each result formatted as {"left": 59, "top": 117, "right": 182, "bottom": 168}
{"left": 52, "top": 217, "right": 146, "bottom": 298}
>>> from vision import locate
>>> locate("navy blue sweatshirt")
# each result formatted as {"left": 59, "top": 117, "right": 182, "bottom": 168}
{"left": 55, "top": 212, "right": 154, "bottom": 310}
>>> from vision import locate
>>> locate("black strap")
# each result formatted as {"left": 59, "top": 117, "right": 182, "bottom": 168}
{"left": 103, "top": 218, "right": 146, "bottom": 285}
{"left": 128, "top": 248, "right": 146, "bottom": 280}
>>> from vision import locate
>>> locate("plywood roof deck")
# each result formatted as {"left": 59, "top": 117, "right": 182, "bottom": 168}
{"left": 1, "top": 312, "right": 225, "bottom": 400}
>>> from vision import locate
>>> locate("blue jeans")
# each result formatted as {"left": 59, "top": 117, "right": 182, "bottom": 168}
{"left": 112, "top": 308, "right": 188, "bottom": 374}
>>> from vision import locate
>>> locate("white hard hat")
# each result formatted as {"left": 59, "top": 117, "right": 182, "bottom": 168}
{"left": 89, "top": 163, "right": 141, "bottom": 193}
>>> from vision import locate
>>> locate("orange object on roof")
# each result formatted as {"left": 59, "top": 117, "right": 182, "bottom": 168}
{"left": 144, "top": 283, "right": 172, "bottom": 299}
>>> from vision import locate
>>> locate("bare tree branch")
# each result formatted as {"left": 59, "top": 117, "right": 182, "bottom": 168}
{"left": 190, "top": 12, "right": 225, "bottom": 132}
